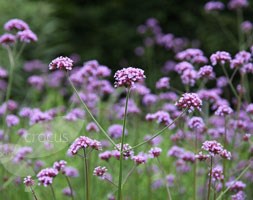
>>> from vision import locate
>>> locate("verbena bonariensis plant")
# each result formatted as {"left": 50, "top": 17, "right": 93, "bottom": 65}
{"left": 0, "top": 1, "right": 253, "bottom": 200}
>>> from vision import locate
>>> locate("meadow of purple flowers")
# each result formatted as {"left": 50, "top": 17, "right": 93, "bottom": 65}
{"left": 0, "top": 1, "right": 253, "bottom": 200}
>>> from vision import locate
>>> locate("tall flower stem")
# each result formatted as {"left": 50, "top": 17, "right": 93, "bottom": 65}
{"left": 117, "top": 88, "right": 130, "bottom": 200}
{"left": 50, "top": 185, "right": 56, "bottom": 200}
{"left": 194, "top": 133, "right": 198, "bottom": 200}
{"left": 130, "top": 109, "right": 187, "bottom": 151}
{"left": 223, "top": 116, "right": 228, "bottom": 191}
{"left": 30, "top": 186, "right": 39, "bottom": 200}
{"left": 207, "top": 157, "right": 213, "bottom": 200}
{"left": 157, "top": 157, "right": 172, "bottom": 200}
{"left": 67, "top": 73, "right": 117, "bottom": 148}
{"left": 65, "top": 176, "right": 75, "bottom": 200}
{"left": 83, "top": 149, "right": 90, "bottom": 200}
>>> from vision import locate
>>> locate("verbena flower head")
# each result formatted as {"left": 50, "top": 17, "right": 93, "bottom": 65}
{"left": 62, "top": 187, "right": 76, "bottom": 197}
{"left": 175, "top": 93, "right": 202, "bottom": 112}
{"left": 156, "top": 77, "right": 170, "bottom": 89}
{"left": 204, "top": 1, "right": 225, "bottom": 12}
{"left": 53, "top": 160, "right": 67, "bottom": 172}
{"left": 202, "top": 140, "right": 231, "bottom": 159}
{"left": 17, "top": 30, "right": 38, "bottom": 43}
{"left": 108, "top": 124, "right": 127, "bottom": 139}
{"left": 231, "top": 191, "right": 246, "bottom": 200}
{"left": 211, "top": 166, "right": 224, "bottom": 181}
{"left": 49, "top": 56, "right": 74, "bottom": 71}
{"left": 114, "top": 67, "right": 146, "bottom": 88}
{"left": 132, "top": 153, "right": 148, "bottom": 165}
{"left": 99, "top": 151, "right": 112, "bottom": 161}
{"left": 62, "top": 167, "right": 79, "bottom": 177}
{"left": 198, "top": 65, "right": 215, "bottom": 79}
{"left": 6, "top": 114, "right": 19, "bottom": 127}
{"left": 241, "top": 21, "right": 253, "bottom": 33}
{"left": 210, "top": 51, "right": 231, "bottom": 66}
{"left": 23, "top": 176, "right": 34, "bottom": 187}
{"left": 68, "top": 136, "right": 102, "bottom": 155}
{"left": 0, "top": 33, "right": 16, "bottom": 46}
{"left": 149, "top": 147, "right": 162, "bottom": 158}
{"left": 215, "top": 105, "right": 233, "bottom": 116}
{"left": 188, "top": 116, "right": 205, "bottom": 131}
{"left": 195, "top": 151, "right": 210, "bottom": 161}
{"left": 4, "top": 19, "right": 29, "bottom": 31}
{"left": 226, "top": 180, "right": 246, "bottom": 192}
{"left": 37, "top": 168, "right": 58, "bottom": 187}
{"left": 93, "top": 166, "right": 107, "bottom": 177}
{"left": 115, "top": 143, "right": 134, "bottom": 159}
{"left": 13, "top": 146, "right": 32, "bottom": 163}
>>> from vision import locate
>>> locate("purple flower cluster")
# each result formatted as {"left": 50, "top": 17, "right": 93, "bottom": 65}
{"left": 93, "top": 166, "right": 107, "bottom": 177}
{"left": 68, "top": 136, "right": 102, "bottom": 155}
{"left": 202, "top": 140, "right": 231, "bottom": 159}
{"left": 23, "top": 176, "right": 35, "bottom": 187}
{"left": 114, "top": 67, "right": 146, "bottom": 88}
{"left": 37, "top": 168, "right": 58, "bottom": 187}
{"left": 49, "top": 56, "right": 74, "bottom": 71}
{"left": 210, "top": 51, "right": 231, "bottom": 66}
{"left": 204, "top": 1, "right": 225, "bottom": 12}
{"left": 175, "top": 93, "right": 202, "bottom": 112}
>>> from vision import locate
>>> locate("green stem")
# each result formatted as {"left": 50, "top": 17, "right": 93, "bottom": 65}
{"left": 130, "top": 109, "right": 187, "bottom": 151}
{"left": 117, "top": 88, "right": 130, "bottom": 200}
{"left": 207, "top": 157, "right": 213, "bottom": 200}
{"left": 222, "top": 116, "right": 228, "bottom": 192}
{"left": 122, "top": 165, "right": 137, "bottom": 186}
{"left": 67, "top": 73, "right": 117, "bottom": 148}
{"left": 194, "top": 133, "right": 198, "bottom": 200}
{"left": 221, "top": 65, "right": 239, "bottom": 99}
{"left": 157, "top": 157, "right": 172, "bottom": 200}
{"left": 30, "top": 186, "right": 39, "bottom": 200}
{"left": 65, "top": 176, "right": 75, "bottom": 200}
{"left": 50, "top": 185, "right": 56, "bottom": 200}
{"left": 83, "top": 149, "right": 90, "bottom": 200}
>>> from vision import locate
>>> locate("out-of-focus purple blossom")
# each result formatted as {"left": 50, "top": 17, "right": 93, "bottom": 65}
{"left": 175, "top": 93, "right": 202, "bottom": 112}
{"left": 167, "top": 146, "right": 185, "bottom": 158}
{"left": 114, "top": 67, "right": 146, "bottom": 88}
{"left": 131, "top": 83, "right": 150, "bottom": 95}
{"left": 13, "top": 146, "right": 32, "bottom": 163}
{"left": 181, "top": 151, "right": 195, "bottom": 163}
{"left": 29, "top": 109, "right": 53, "bottom": 125}
{"left": 37, "top": 168, "right": 58, "bottom": 187}
{"left": 156, "top": 77, "right": 170, "bottom": 89}
{"left": 241, "top": 63, "right": 253, "bottom": 74}
{"left": 68, "top": 136, "right": 102, "bottom": 155}
{"left": 175, "top": 61, "right": 194, "bottom": 74}
{"left": 180, "top": 69, "right": 198, "bottom": 86}
{"left": 64, "top": 108, "right": 85, "bottom": 121}
{"left": 228, "top": 0, "right": 249, "bottom": 10}
{"left": 144, "top": 37, "right": 154, "bottom": 47}
{"left": 215, "top": 105, "right": 233, "bottom": 116}
{"left": 53, "top": 160, "right": 67, "bottom": 172}
{"left": 28, "top": 75, "right": 45, "bottom": 90}
{"left": 144, "top": 135, "right": 163, "bottom": 146}
{"left": 0, "top": 33, "right": 16, "bottom": 46}
{"left": 99, "top": 151, "right": 112, "bottom": 161}
{"left": 62, "top": 187, "right": 76, "bottom": 197}
{"left": 162, "top": 60, "right": 176, "bottom": 74}
{"left": 113, "top": 98, "right": 140, "bottom": 119}
{"left": 159, "top": 92, "right": 178, "bottom": 101}
{"left": 142, "top": 94, "right": 158, "bottom": 106}
{"left": 62, "top": 167, "right": 79, "bottom": 177}
{"left": 176, "top": 48, "right": 208, "bottom": 64}
{"left": 132, "top": 153, "right": 148, "bottom": 165}
{"left": 204, "top": 1, "right": 225, "bottom": 12}
{"left": 246, "top": 104, "right": 253, "bottom": 114}
{"left": 49, "top": 56, "right": 74, "bottom": 71}
{"left": 231, "top": 191, "right": 246, "bottom": 200}
{"left": 86, "top": 122, "right": 99, "bottom": 132}
{"left": 241, "top": 21, "right": 253, "bottom": 33}
{"left": 188, "top": 116, "right": 205, "bottom": 131}
{"left": 0, "top": 67, "right": 8, "bottom": 78}
{"left": 198, "top": 65, "right": 215, "bottom": 79}
{"left": 146, "top": 110, "right": 174, "bottom": 128}
{"left": 134, "top": 46, "right": 145, "bottom": 56}
{"left": 166, "top": 174, "right": 175, "bottom": 187}
{"left": 175, "top": 159, "right": 191, "bottom": 173}
{"left": 23, "top": 176, "right": 34, "bottom": 187}
{"left": 149, "top": 147, "right": 162, "bottom": 158}
{"left": 6, "top": 114, "right": 19, "bottom": 127}
{"left": 17, "top": 30, "right": 37, "bottom": 43}
{"left": 17, "top": 128, "right": 27, "bottom": 137}
{"left": 226, "top": 180, "right": 246, "bottom": 192}
{"left": 0, "top": 79, "right": 7, "bottom": 90}
{"left": 195, "top": 151, "right": 210, "bottom": 161}
{"left": 23, "top": 60, "right": 47, "bottom": 72}
{"left": 108, "top": 124, "right": 127, "bottom": 139}
{"left": 217, "top": 76, "right": 228, "bottom": 88}
{"left": 4, "top": 19, "right": 29, "bottom": 31}
{"left": 210, "top": 51, "right": 231, "bottom": 66}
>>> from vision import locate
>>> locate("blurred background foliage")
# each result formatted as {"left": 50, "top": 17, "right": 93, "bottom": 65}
{"left": 0, "top": 0, "right": 252, "bottom": 80}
